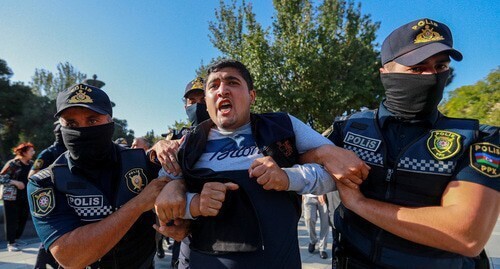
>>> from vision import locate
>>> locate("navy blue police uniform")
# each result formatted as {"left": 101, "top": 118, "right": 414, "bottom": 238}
{"left": 28, "top": 144, "right": 160, "bottom": 269}
{"left": 327, "top": 104, "right": 499, "bottom": 268}
{"left": 31, "top": 142, "right": 66, "bottom": 172}
{"left": 31, "top": 137, "right": 66, "bottom": 269}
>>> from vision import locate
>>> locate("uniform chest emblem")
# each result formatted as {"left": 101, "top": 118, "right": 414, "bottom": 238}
{"left": 125, "top": 168, "right": 148, "bottom": 193}
{"left": 427, "top": 130, "right": 461, "bottom": 160}
{"left": 343, "top": 132, "right": 381, "bottom": 152}
{"left": 31, "top": 188, "right": 55, "bottom": 217}
{"left": 470, "top": 142, "right": 499, "bottom": 178}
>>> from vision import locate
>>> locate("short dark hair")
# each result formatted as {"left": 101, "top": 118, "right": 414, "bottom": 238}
{"left": 206, "top": 59, "right": 254, "bottom": 91}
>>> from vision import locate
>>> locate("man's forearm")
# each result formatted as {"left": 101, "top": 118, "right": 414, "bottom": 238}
{"left": 348, "top": 181, "right": 499, "bottom": 257}
{"left": 50, "top": 199, "right": 145, "bottom": 268}
{"left": 284, "top": 163, "right": 335, "bottom": 195}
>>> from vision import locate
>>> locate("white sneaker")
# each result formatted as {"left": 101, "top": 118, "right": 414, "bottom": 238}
{"left": 7, "top": 243, "right": 21, "bottom": 252}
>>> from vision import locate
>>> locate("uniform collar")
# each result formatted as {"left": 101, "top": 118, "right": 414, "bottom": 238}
{"left": 377, "top": 101, "right": 439, "bottom": 129}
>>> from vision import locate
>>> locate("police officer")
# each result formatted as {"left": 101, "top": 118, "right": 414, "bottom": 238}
{"left": 28, "top": 122, "right": 66, "bottom": 269}
{"left": 29, "top": 122, "right": 66, "bottom": 177}
{"left": 163, "top": 76, "right": 210, "bottom": 141}
{"left": 153, "top": 77, "right": 210, "bottom": 176}
{"left": 302, "top": 18, "right": 499, "bottom": 268}
{"left": 156, "top": 77, "right": 211, "bottom": 268}
{"left": 27, "top": 83, "right": 166, "bottom": 268}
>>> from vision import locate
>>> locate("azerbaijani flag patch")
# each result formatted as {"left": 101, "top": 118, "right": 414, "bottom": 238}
{"left": 470, "top": 142, "right": 499, "bottom": 178}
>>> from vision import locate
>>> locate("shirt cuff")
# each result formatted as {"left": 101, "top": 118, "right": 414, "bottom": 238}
{"left": 283, "top": 166, "right": 306, "bottom": 192}
{"left": 183, "top": 192, "right": 197, "bottom": 220}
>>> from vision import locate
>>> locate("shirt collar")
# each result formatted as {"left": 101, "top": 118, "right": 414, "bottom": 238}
{"left": 377, "top": 101, "right": 439, "bottom": 128}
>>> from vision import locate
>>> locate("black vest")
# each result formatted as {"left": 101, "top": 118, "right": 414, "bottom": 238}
{"left": 179, "top": 113, "right": 301, "bottom": 254}
{"left": 334, "top": 110, "right": 479, "bottom": 268}
{"left": 52, "top": 147, "right": 156, "bottom": 269}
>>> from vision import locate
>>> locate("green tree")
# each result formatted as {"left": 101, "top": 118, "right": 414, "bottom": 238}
{"left": 0, "top": 59, "right": 55, "bottom": 161}
{"left": 0, "top": 59, "right": 13, "bottom": 81}
{"left": 440, "top": 67, "right": 499, "bottom": 125}
{"left": 31, "top": 62, "right": 87, "bottom": 99}
{"left": 0, "top": 80, "right": 32, "bottom": 162}
{"left": 144, "top": 130, "right": 162, "bottom": 146}
{"left": 208, "top": 0, "right": 383, "bottom": 131}
{"left": 169, "top": 119, "right": 191, "bottom": 130}
{"left": 113, "top": 118, "right": 135, "bottom": 146}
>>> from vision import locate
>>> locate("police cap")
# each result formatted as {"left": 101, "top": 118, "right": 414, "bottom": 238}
{"left": 381, "top": 18, "right": 463, "bottom": 66}
{"left": 55, "top": 83, "right": 113, "bottom": 117}
{"left": 184, "top": 77, "right": 204, "bottom": 98}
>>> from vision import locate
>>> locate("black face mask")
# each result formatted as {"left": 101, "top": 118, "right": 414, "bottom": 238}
{"left": 381, "top": 70, "right": 450, "bottom": 119}
{"left": 61, "top": 122, "right": 115, "bottom": 169}
{"left": 54, "top": 125, "right": 64, "bottom": 145}
{"left": 186, "top": 103, "right": 210, "bottom": 127}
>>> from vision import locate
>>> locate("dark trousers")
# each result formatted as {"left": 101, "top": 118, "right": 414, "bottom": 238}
{"left": 34, "top": 244, "right": 59, "bottom": 269}
{"left": 3, "top": 199, "right": 29, "bottom": 244}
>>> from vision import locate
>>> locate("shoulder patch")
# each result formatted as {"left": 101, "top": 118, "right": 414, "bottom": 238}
{"left": 427, "top": 130, "right": 462, "bottom": 160}
{"left": 33, "top": 159, "right": 44, "bottom": 170}
{"left": 125, "top": 168, "right": 148, "bottom": 193}
{"left": 469, "top": 142, "right": 499, "bottom": 178}
{"left": 31, "top": 188, "right": 56, "bottom": 217}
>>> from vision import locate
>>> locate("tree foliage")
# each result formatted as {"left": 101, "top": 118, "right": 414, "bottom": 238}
{"left": 31, "top": 62, "right": 87, "bottom": 99}
{"left": 113, "top": 118, "right": 135, "bottom": 146}
{"left": 208, "top": 0, "right": 383, "bottom": 131}
{"left": 0, "top": 61, "right": 55, "bottom": 162}
{"left": 0, "top": 59, "right": 138, "bottom": 164}
{"left": 144, "top": 130, "right": 161, "bottom": 146}
{"left": 440, "top": 67, "right": 499, "bottom": 126}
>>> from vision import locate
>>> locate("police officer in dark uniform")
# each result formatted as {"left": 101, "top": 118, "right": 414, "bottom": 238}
{"left": 29, "top": 122, "right": 67, "bottom": 177}
{"left": 29, "top": 122, "right": 66, "bottom": 269}
{"left": 302, "top": 18, "right": 499, "bottom": 268}
{"left": 157, "top": 77, "right": 210, "bottom": 268}
{"left": 27, "top": 83, "right": 166, "bottom": 269}
{"left": 163, "top": 77, "right": 210, "bottom": 141}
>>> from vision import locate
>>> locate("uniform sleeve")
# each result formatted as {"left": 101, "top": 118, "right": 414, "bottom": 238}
{"left": 289, "top": 114, "right": 333, "bottom": 154}
{"left": 28, "top": 169, "right": 83, "bottom": 249}
{"left": 31, "top": 149, "right": 52, "bottom": 171}
{"left": 453, "top": 127, "right": 499, "bottom": 191}
{"left": 326, "top": 118, "right": 346, "bottom": 146}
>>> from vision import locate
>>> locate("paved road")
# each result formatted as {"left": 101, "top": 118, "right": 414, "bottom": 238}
{"left": 0, "top": 216, "right": 332, "bottom": 269}
{"left": 0, "top": 204, "right": 498, "bottom": 268}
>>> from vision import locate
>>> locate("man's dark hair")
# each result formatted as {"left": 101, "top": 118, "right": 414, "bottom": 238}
{"left": 206, "top": 59, "right": 254, "bottom": 91}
